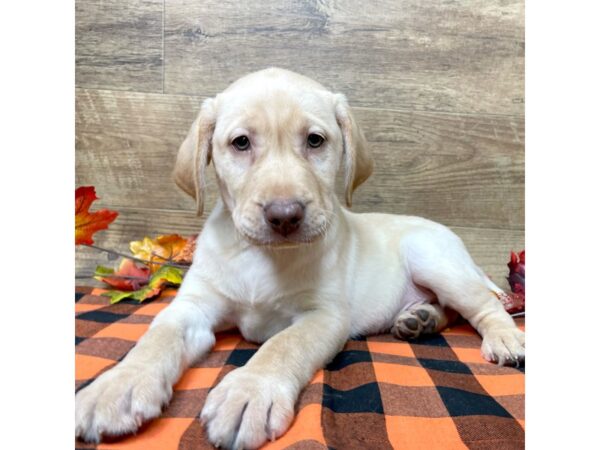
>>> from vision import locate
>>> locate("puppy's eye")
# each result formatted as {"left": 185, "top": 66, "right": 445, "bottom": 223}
{"left": 307, "top": 133, "right": 325, "bottom": 148}
{"left": 232, "top": 135, "right": 251, "bottom": 151}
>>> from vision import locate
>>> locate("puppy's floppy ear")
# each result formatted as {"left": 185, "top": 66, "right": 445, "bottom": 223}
{"left": 334, "top": 94, "right": 373, "bottom": 207}
{"left": 173, "top": 98, "right": 216, "bottom": 216}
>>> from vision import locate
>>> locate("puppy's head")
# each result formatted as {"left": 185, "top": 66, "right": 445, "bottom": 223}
{"left": 174, "top": 68, "right": 373, "bottom": 247}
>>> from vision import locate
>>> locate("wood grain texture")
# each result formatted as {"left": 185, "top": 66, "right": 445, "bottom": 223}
{"left": 76, "top": 207, "right": 523, "bottom": 292}
{"left": 75, "top": 0, "right": 524, "bottom": 288}
{"left": 164, "top": 0, "right": 524, "bottom": 115}
{"left": 76, "top": 0, "right": 163, "bottom": 92}
{"left": 76, "top": 88, "right": 523, "bottom": 229}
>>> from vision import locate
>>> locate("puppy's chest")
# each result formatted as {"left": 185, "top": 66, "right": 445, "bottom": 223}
{"left": 207, "top": 247, "right": 317, "bottom": 306}
{"left": 226, "top": 269, "right": 289, "bottom": 305}
{"left": 215, "top": 254, "right": 322, "bottom": 341}
{"left": 233, "top": 302, "right": 300, "bottom": 343}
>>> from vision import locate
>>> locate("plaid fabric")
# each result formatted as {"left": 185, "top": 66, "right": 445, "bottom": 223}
{"left": 76, "top": 286, "right": 525, "bottom": 450}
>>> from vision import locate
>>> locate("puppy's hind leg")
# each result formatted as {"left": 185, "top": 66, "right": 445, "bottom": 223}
{"left": 407, "top": 226, "right": 525, "bottom": 366}
{"left": 392, "top": 303, "right": 455, "bottom": 340}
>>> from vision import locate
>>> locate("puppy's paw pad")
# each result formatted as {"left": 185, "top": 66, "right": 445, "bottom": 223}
{"left": 415, "top": 309, "right": 430, "bottom": 322}
{"left": 392, "top": 307, "right": 437, "bottom": 340}
{"left": 481, "top": 328, "right": 525, "bottom": 366}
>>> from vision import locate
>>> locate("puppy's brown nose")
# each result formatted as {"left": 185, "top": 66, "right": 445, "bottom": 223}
{"left": 264, "top": 200, "right": 305, "bottom": 236}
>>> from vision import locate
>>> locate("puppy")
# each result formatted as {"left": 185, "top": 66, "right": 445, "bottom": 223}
{"left": 75, "top": 68, "right": 525, "bottom": 449}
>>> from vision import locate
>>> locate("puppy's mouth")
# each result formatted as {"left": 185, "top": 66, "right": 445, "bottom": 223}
{"left": 235, "top": 213, "right": 330, "bottom": 249}
{"left": 237, "top": 228, "right": 325, "bottom": 249}
{"left": 233, "top": 202, "right": 332, "bottom": 249}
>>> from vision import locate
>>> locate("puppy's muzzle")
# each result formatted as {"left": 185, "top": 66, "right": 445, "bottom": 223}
{"left": 263, "top": 200, "right": 305, "bottom": 237}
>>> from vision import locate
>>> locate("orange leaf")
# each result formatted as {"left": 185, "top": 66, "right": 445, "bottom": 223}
{"left": 175, "top": 234, "right": 198, "bottom": 264}
{"left": 129, "top": 234, "right": 189, "bottom": 273}
{"left": 75, "top": 186, "right": 118, "bottom": 245}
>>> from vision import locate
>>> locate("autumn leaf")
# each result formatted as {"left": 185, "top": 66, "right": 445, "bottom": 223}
{"left": 497, "top": 249, "right": 525, "bottom": 315}
{"left": 103, "top": 265, "right": 183, "bottom": 304}
{"left": 129, "top": 234, "right": 192, "bottom": 272}
{"left": 495, "top": 291, "right": 525, "bottom": 315}
{"left": 103, "top": 285, "right": 160, "bottom": 304}
{"left": 75, "top": 186, "right": 118, "bottom": 245}
{"left": 177, "top": 234, "right": 198, "bottom": 264}
{"left": 507, "top": 250, "right": 525, "bottom": 296}
{"left": 148, "top": 264, "right": 184, "bottom": 288}
{"left": 94, "top": 259, "right": 150, "bottom": 291}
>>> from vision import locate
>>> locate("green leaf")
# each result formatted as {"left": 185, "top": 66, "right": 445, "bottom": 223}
{"left": 101, "top": 265, "right": 183, "bottom": 305}
{"left": 149, "top": 265, "right": 183, "bottom": 288}
{"left": 103, "top": 290, "right": 135, "bottom": 304}
{"left": 93, "top": 265, "right": 115, "bottom": 281}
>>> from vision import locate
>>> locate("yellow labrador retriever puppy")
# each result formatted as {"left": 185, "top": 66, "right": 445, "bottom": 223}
{"left": 75, "top": 68, "right": 525, "bottom": 449}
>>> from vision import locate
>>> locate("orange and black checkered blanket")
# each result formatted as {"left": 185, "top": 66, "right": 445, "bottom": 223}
{"left": 76, "top": 286, "right": 525, "bottom": 449}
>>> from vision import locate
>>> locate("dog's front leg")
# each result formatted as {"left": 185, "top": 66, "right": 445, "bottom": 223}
{"left": 75, "top": 283, "right": 228, "bottom": 443}
{"left": 201, "top": 305, "right": 350, "bottom": 450}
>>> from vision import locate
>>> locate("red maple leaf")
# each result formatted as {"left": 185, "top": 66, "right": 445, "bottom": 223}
{"left": 75, "top": 186, "right": 118, "bottom": 245}
{"left": 501, "top": 250, "right": 525, "bottom": 314}
{"left": 507, "top": 250, "right": 525, "bottom": 295}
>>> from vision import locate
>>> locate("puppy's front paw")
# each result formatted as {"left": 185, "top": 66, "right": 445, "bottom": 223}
{"left": 201, "top": 368, "right": 296, "bottom": 450}
{"left": 481, "top": 327, "right": 525, "bottom": 366}
{"left": 75, "top": 364, "right": 171, "bottom": 443}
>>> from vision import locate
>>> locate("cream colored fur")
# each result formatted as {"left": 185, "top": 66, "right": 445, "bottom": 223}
{"left": 75, "top": 68, "right": 525, "bottom": 449}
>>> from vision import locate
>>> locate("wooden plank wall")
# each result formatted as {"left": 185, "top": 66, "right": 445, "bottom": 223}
{"left": 76, "top": 0, "right": 524, "bottom": 288}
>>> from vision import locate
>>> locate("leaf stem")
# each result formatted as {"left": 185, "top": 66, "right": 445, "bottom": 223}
{"left": 82, "top": 244, "right": 190, "bottom": 269}
{"left": 92, "top": 274, "right": 151, "bottom": 281}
